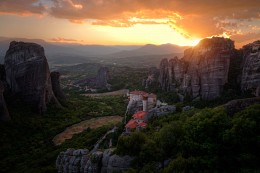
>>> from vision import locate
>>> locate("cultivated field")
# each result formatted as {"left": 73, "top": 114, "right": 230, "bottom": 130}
{"left": 52, "top": 116, "right": 123, "bottom": 145}
{"left": 82, "top": 89, "right": 129, "bottom": 97}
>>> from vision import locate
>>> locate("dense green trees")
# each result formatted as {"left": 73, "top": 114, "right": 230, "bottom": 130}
{"left": 118, "top": 105, "right": 260, "bottom": 172}
{"left": 0, "top": 94, "right": 126, "bottom": 173}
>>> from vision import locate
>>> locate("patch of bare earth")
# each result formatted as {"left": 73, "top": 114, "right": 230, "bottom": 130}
{"left": 52, "top": 116, "right": 123, "bottom": 145}
{"left": 82, "top": 89, "right": 129, "bottom": 97}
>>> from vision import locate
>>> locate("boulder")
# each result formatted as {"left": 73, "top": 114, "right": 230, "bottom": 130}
{"left": 4, "top": 41, "right": 60, "bottom": 113}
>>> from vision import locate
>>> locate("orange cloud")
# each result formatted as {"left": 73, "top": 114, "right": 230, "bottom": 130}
{"left": 1, "top": 0, "right": 260, "bottom": 45}
{"left": 0, "top": 0, "right": 45, "bottom": 16}
{"left": 48, "top": 0, "right": 260, "bottom": 40}
{"left": 50, "top": 37, "right": 79, "bottom": 43}
{"left": 230, "top": 32, "right": 260, "bottom": 48}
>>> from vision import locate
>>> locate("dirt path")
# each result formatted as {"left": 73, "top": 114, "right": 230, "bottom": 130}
{"left": 52, "top": 116, "right": 123, "bottom": 145}
{"left": 82, "top": 89, "right": 129, "bottom": 97}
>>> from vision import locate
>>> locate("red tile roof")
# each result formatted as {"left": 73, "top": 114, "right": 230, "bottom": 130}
{"left": 125, "top": 119, "right": 137, "bottom": 129}
{"left": 132, "top": 111, "right": 148, "bottom": 120}
{"left": 139, "top": 122, "right": 147, "bottom": 128}
{"left": 130, "top": 90, "right": 148, "bottom": 96}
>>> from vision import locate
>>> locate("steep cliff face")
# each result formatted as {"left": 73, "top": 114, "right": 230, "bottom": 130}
{"left": 168, "top": 56, "right": 186, "bottom": 91}
{"left": 74, "top": 66, "right": 110, "bottom": 90}
{"left": 159, "top": 37, "right": 235, "bottom": 100}
{"left": 241, "top": 41, "right": 260, "bottom": 96}
{"left": 142, "top": 67, "right": 159, "bottom": 89}
{"left": 0, "top": 81, "right": 10, "bottom": 121}
{"left": 96, "top": 67, "right": 110, "bottom": 89}
{"left": 56, "top": 148, "right": 133, "bottom": 173}
{"left": 4, "top": 41, "right": 59, "bottom": 113}
{"left": 159, "top": 58, "right": 170, "bottom": 91}
{"left": 51, "top": 71, "right": 66, "bottom": 103}
{"left": 183, "top": 37, "right": 234, "bottom": 100}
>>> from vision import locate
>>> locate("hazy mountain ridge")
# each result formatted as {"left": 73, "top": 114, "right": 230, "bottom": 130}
{"left": 0, "top": 37, "right": 187, "bottom": 66}
{"left": 106, "top": 43, "right": 187, "bottom": 58}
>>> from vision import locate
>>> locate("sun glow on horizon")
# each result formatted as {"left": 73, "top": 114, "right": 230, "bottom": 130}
{"left": 46, "top": 23, "right": 202, "bottom": 46}
{"left": 0, "top": 14, "right": 203, "bottom": 47}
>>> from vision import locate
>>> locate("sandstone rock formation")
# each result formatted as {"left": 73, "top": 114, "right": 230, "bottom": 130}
{"left": 4, "top": 41, "right": 60, "bottom": 113}
{"left": 56, "top": 148, "right": 133, "bottom": 173}
{"left": 142, "top": 67, "right": 159, "bottom": 89}
{"left": 51, "top": 71, "right": 66, "bottom": 103}
{"left": 0, "top": 81, "right": 10, "bottom": 121}
{"left": 74, "top": 66, "right": 111, "bottom": 90}
{"left": 96, "top": 67, "right": 110, "bottom": 90}
{"left": 159, "top": 37, "right": 235, "bottom": 100}
{"left": 168, "top": 56, "right": 186, "bottom": 91}
{"left": 183, "top": 37, "right": 234, "bottom": 100}
{"left": 159, "top": 58, "right": 170, "bottom": 91}
{"left": 241, "top": 41, "right": 260, "bottom": 96}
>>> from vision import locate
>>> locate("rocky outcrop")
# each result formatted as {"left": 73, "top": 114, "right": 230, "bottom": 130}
{"left": 224, "top": 97, "right": 260, "bottom": 116}
{"left": 159, "top": 37, "right": 235, "bottom": 100}
{"left": 56, "top": 148, "right": 133, "bottom": 173}
{"left": 142, "top": 67, "right": 159, "bottom": 89}
{"left": 182, "top": 37, "right": 234, "bottom": 100}
{"left": 104, "top": 153, "right": 133, "bottom": 173}
{"left": 168, "top": 56, "right": 186, "bottom": 91}
{"left": 241, "top": 41, "right": 260, "bottom": 96}
{"left": 51, "top": 71, "right": 66, "bottom": 103}
{"left": 0, "top": 81, "right": 10, "bottom": 121}
{"left": 96, "top": 67, "right": 110, "bottom": 90}
{"left": 4, "top": 41, "right": 60, "bottom": 113}
{"left": 159, "top": 58, "right": 170, "bottom": 91}
{"left": 74, "top": 66, "right": 111, "bottom": 90}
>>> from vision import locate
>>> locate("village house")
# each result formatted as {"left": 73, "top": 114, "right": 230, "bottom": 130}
{"left": 125, "top": 90, "right": 176, "bottom": 132}
{"left": 127, "top": 90, "right": 157, "bottom": 112}
{"left": 125, "top": 90, "right": 155, "bottom": 132}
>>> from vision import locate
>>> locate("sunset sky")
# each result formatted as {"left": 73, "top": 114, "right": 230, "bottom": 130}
{"left": 0, "top": 0, "right": 260, "bottom": 47}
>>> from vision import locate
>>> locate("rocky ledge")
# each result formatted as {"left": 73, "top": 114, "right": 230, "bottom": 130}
{"left": 56, "top": 148, "right": 133, "bottom": 173}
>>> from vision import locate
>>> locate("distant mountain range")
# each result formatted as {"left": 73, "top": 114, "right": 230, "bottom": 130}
{"left": 0, "top": 37, "right": 188, "bottom": 67}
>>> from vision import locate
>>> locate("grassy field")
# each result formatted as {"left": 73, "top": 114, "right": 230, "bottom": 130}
{"left": 82, "top": 89, "right": 129, "bottom": 97}
{"left": 53, "top": 115, "right": 123, "bottom": 145}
